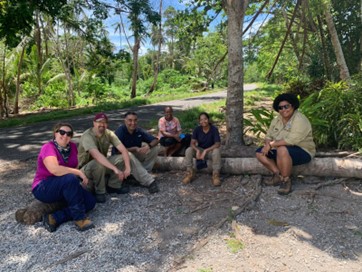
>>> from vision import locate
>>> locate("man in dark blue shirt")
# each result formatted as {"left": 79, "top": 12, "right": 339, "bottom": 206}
{"left": 112, "top": 111, "right": 160, "bottom": 193}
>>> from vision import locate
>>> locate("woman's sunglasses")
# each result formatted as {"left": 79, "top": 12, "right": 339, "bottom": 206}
{"left": 278, "top": 104, "right": 291, "bottom": 111}
{"left": 56, "top": 129, "right": 73, "bottom": 137}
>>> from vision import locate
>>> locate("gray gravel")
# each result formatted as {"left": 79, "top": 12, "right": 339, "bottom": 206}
{"left": 1, "top": 158, "right": 362, "bottom": 272}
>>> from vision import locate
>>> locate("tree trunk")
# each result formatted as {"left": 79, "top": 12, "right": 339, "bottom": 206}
{"left": 317, "top": 15, "right": 332, "bottom": 80}
{"left": 324, "top": 4, "right": 350, "bottom": 81}
{"left": 155, "top": 157, "right": 362, "bottom": 179}
{"left": 0, "top": 48, "right": 5, "bottom": 117}
{"left": 14, "top": 46, "right": 26, "bottom": 114}
{"left": 131, "top": 38, "right": 140, "bottom": 99}
{"left": 35, "top": 11, "right": 43, "bottom": 96}
{"left": 148, "top": 0, "right": 163, "bottom": 96}
{"left": 223, "top": 0, "right": 248, "bottom": 147}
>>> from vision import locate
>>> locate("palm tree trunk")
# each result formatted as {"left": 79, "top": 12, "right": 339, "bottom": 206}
{"left": 324, "top": 4, "right": 350, "bottom": 81}
{"left": 15, "top": 46, "right": 26, "bottom": 114}
{"left": 131, "top": 38, "right": 140, "bottom": 98}
{"left": 148, "top": 0, "right": 163, "bottom": 95}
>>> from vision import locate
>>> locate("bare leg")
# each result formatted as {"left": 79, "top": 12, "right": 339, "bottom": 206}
{"left": 276, "top": 146, "right": 293, "bottom": 177}
{"left": 256, "top": 152, "right": 280, "bottom": 174}
{"left": 167, "top": 143, "right": 182, "bottom": 156}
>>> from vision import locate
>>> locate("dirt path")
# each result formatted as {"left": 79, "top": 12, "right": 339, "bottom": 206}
{"left": 0, "top": 85, "right": 257, "bottom": 166}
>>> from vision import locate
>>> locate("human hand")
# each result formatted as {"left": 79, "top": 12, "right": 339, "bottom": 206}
{"left": 123, "top": 168, "right": 131, "bottom": 179}
{"left": 138, "top": 145, "right": 149, "bottom": 154}
{"left": 261, "top": 144, "right": 271, "bottom": 156}
{"left": 114, "top": 169, "right": 125, "bottom": 181}
{"left": 196, "top": 149, "right": 202, "bottom": 160}
{"left": 79, "top": 172, "right": 89, "bottom": 187}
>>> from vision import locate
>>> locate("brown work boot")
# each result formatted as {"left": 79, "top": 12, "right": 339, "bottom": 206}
{"left": 277, "top": 176, "right": 292, "bottom": 195}
{"left": 75, "top": 218, "right": 95, "bottom": 232}
{"left": 264, "top": 173, "right": 282, "bottom": 186}
{"left": 182, "top": 169, "right": 195, "bottom": 184}
{"left": 212, "top": 172, "right": 221, "bottom": 186}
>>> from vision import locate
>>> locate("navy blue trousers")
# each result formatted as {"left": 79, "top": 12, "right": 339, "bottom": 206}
{"left": 33, "top": 174, "right": 96, "bottom": 224}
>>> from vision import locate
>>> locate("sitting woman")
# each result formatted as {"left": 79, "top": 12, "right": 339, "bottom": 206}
{"left": 32, "top": 123, "right": 96, "bottom": 232}
{"left": 256, "top": 93, "right": 316, "bottom": 195}
{"left": 182, "top": 112, "right": 222, "bottom": 186}
{"left": 158, "top": 106, "right": 191, "bottom": 156}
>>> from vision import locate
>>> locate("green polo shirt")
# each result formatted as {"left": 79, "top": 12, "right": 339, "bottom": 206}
{"left": 78, "top": 128, "right": 122, "bottom": 168}
{"left": 266, "top": 110, "right": 316, "bottom": 158}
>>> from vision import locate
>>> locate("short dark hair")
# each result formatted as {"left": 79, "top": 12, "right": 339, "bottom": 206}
{"left": 124, "top": 111, "right": 137, "bottom": 118}
{"left": 164, "top": 106, "right": 173, "bottom": 112}
{"left": 198, "top": 112, "right": 212, "bottom": 125}
{"left": 272, "top": 93, "right": 300, "bottom": 112}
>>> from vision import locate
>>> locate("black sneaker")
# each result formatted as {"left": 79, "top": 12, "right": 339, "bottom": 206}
{"left": 106, "top": 184, "right": 130, "bottom": 194}
{"left": 95, "top": 194, "right": 106, "bottom": 203}
{"left": 148, "top": 181, "right": 159, "bottom": 194}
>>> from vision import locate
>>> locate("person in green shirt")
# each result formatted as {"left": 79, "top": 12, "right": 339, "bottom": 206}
{"left": 78, "top": 113, "right": 131, "bottom": 203}
{"left": 256, "top": 93, "right": 316, "bottom": 195}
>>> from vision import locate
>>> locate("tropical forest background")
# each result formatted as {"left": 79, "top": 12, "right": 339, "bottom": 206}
{"left": 0, "top": 0, "right": 361, "bottom": 151}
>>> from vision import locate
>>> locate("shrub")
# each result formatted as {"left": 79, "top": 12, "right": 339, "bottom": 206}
{"left": 301, "top": 79, "right": 362, "bottom": 151}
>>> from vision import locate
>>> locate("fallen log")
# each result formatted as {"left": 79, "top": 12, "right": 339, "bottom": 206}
{"left": 155, "top": 157, "right": 362, "bottom": 179}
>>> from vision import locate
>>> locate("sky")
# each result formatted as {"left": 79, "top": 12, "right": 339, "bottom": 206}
{"left": 104, "top": 0, "right": 189, "bottom": 54}
{"left": 102, "top": 0, "right": 269, "bottom": 55}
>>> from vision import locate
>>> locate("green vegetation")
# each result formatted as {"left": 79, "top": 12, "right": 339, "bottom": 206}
{"left": 0, "top": 1, "right": 360, "bottom": 151}
{"left": 0, "top": 87, "right": 222, "bottom": 128}
{"left": 197, "top": 268, "right": 213, "bottom": 272}
{"left": 226, "top": 238, "right": 245, "bottom": 253}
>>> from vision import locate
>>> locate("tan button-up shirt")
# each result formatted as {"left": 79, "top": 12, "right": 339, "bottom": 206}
{"left": 266, "top": 110, "right": 316, "bottom": 158}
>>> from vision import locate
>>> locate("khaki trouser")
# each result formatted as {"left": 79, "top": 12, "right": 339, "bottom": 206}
{"left": 131, "top": 143, "right": 160, "bottom": 172}
{"left": 184, "top": 146, "right": 221, "bottom": 172}
{"left": 128, "top": 152, "right": 154, "bottom": 187}
{"left": 81, "top": 155, "right": 126, "bottom": 195}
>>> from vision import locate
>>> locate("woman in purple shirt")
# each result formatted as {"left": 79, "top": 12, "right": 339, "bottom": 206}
{"left": 32, "top": 123, "right": 96, "bottom": 232}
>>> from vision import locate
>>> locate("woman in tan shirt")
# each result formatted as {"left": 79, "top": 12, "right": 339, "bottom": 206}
{"left": 256, "top": 93, "right": 316, "bottom": 195}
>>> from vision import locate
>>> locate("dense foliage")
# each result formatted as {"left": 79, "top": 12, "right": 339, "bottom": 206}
{"left": 0, "top": 0, "right": 361, "bottom": 150}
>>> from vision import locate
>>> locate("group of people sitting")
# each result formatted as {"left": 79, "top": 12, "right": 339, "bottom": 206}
{"left": 31, "top": 93, "right": 315, "bottom": 233}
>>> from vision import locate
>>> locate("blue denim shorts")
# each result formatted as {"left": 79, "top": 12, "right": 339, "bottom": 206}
{"left": 256, "top": 145, "right": 312, "bottom": 166}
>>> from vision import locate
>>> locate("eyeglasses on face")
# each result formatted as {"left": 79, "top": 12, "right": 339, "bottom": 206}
{"left": 278, "top": 104, "right": 291, "bottom": 111}
{"left": 56, "top": 129, "right": 73, "bottom": 137}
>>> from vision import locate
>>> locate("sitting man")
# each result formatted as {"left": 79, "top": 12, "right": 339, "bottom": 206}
{"left": 112, "top": 111, "right": 160, "bottom": 193}
{"left": 78, "top": 113, "right": 131, "bottom": 203}
{"left": 158, "top": 106, "right": 191, "bottom": 156}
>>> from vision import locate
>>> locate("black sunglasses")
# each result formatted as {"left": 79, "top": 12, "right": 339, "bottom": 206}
{"left": 278, "top": 104, "right": 291, "bottom": 111}
{"left": 57, "top": 129, "right": 73, "bottom": 137}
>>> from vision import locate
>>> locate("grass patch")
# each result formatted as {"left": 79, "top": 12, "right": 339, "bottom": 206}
{"left": 0, "top": 88, "right": 223, "bottom": 128}
{"left": 197, "top": 267, "right": 213, "bottom": 272}
{"left": 226, "top": 238, "right": 245, "bottom": 253}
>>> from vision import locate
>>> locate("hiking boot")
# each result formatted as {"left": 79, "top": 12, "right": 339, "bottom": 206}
{"left": 212, "top": 172, "right": 221, "bottom": 186}
{"left": 106, "top": 184, "right": 130, "bottom": 194}
{"left": 148, "top": 181, "right": 159, "bottom": 194}
{"left": 95, "top": 194, "right": 106, "bottom": 203}
{"left": 75, "top": 218, "right": 95, "bottom": 232}
{"left": 182, "top": 169, "right": 195, "bottom": 184}
{"left": 277, "top": 176, "right": 292, "bottom": 195}
{"left": 264, "top": 173, "right": 282, "bottom": 186}
{"left": 43, "top": 214, "right": 58, "bottom": 233}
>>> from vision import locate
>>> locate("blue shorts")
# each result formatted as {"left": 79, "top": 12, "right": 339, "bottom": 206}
{"left": 256, "top": 146, "right": 312, "bottom": 166}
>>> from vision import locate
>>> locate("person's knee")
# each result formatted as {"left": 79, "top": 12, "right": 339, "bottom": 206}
{"left": 63, "top": 174, "right": 79, "bottom": 185}
{"left": 276, "top": 146, "right": 289, "bottom": 157}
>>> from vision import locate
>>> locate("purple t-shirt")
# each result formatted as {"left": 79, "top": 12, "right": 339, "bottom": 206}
{"left": 192, "top": 125, "right": 221, "bottom": 149}
{"left": 32, "top": 141, "right": 78, "bottom": 190}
